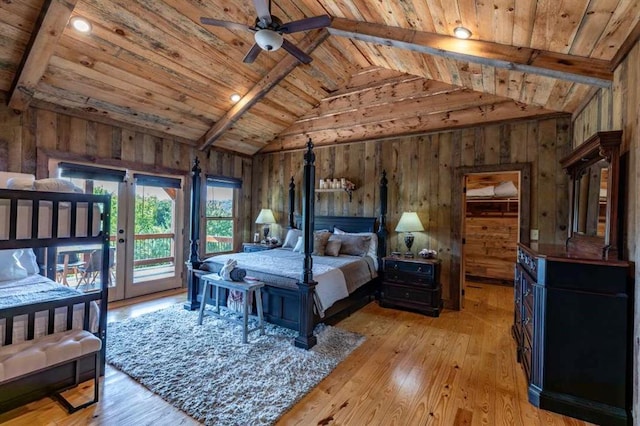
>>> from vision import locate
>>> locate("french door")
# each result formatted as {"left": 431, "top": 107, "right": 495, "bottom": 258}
{"left": 54, "top": 162, "right": 184, "bottom": 302}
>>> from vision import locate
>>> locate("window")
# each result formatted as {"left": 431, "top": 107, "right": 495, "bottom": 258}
{"left": 205, "top": 176, "right": 241, "bottom": 256}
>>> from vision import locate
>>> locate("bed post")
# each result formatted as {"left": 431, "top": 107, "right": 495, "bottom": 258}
{"left": 295, "top": 139, "right": 318, "bottom": 349}
{"left": 288, "top": 177, "right": 295, "bottom": 229}
{"left": 377, "top": 170, "right": 388, "bottom": 269}
{"left": 185, "top": 157, "right": 202, "bottom": 310}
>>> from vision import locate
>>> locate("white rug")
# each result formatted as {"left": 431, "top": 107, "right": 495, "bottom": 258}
{"left": 106, "top": 305, "right": 364, "bottom": 425}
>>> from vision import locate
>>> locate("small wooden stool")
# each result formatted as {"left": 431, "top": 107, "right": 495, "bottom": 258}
{"left": 198, "top": 273, "right": 265, "bottom": 343}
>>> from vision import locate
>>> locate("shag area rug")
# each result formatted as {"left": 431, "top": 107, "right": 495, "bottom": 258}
{"left": 106, "top": 305, "right": 364, "bottom": 425}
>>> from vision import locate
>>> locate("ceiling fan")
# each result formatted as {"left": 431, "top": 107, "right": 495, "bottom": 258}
{"left": 200, "top": 0, "right": 331, "bottom": 64}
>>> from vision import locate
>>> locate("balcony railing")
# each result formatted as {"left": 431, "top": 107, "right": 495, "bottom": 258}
{"left": 110, "top": 233, "right": 175, "bottom": 268}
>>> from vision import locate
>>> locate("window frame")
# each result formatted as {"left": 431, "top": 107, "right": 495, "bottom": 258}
{"left": 202, "top": 178, "right": 240, "bottom": 257}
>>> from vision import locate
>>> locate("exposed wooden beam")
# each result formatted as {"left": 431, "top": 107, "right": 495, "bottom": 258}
{"left": 8, "top": 0, "right": 78, "bottom": 111}
{"left": 329, "top": 18, "right": 613, "bottom": 88}
{"left": 198, "top": 29, "right": 330, "bottom": 151}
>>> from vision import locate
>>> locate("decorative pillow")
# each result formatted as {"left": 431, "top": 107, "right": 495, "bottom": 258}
{"left": 312, "top": 231, "right": 332, "bottom": 256}
{"left": 0, "top": 250, "right": 28, "bottom": 282}
{"left": 292, "top": 236, "right": 304, "bottom": 253}
{"left": 282, "top": 229, "right": 302, "bottom": 249}
{"left": 6, "top": 177, "right": 35, "bottom": 190}
{"left": 334, "top": 228, "right": 379, "bottom": 260}
{"left": 332, "top": 234, "right": 371, "bottom": 256}
{"left": 325, "top": 238, "right": 342, "bottom": 256}
{"left": 34, "top": 178, "right": 82, "bottom": 193}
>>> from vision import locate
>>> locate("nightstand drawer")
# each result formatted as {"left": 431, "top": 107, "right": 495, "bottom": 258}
{"left": 384, "top": 272, "right": 436, "bottom": 288}
{"left": 382, "top": 283, "right": 440, "bottom": 306}
{"left": 385, "top": 259, "right": 434, "bottom": 279}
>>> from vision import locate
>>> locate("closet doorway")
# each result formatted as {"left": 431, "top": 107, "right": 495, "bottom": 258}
{"left": 50, "top": 161, "right": 184, "bottom": 302}
{"left": 452, "top": 163, "right": 530, "bottom": 309}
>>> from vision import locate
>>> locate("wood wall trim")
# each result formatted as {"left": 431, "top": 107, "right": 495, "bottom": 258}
{"left": 328, "top": 18, "right": 613, "bottom": 88}
{"left": 8, "top": 0, "right": 78, "bottom": 111}
{"left": 198, "top": 28, "right": 330, "bottom": 152}
{"left": 610, "top": 19, "right": 640, "bottom": 72}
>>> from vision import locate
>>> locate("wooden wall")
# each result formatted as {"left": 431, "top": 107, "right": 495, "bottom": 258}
{"left": 254, "top": 116, "right": 572, "bottom": 308}
{"left": 0, "top": 104, "right": 254, "bottom": 266}
{"left": 572, "top": 38, "right": 640, "bottom": 420}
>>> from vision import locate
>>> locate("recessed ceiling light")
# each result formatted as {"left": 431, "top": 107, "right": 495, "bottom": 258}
{"left": 70, "top": 17, "right": 92, "bottom": 33}
{"left": 453, "top": 27, "right": 472, "bottom": 40}
{"left": 230, "top": 93, "right": 241, "bottom": 102}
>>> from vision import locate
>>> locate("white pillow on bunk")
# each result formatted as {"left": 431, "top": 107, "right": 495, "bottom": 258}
{"left": 34, "top": 178, "right": 83, "bottom": 193}
{"left": 15, "top": 249, "right": 39, "bottom": 275}
{"left": 6, "top": 177, "right": 35, "bottom": 190}
{"left": 494, "top": 181, "right": 518, "bottom": 198}
{"left": 0, "top": 250, "right": 28, "bottom": 282}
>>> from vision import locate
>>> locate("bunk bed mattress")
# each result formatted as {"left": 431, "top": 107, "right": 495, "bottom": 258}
{"left": 0, "top": 274, "right": 99, "bottom": 346}
{"left": 203, "top": 248, "right": 377, "bottom": 316}
{"left": 0, "top": 200, "right": 102, "bottom": 240}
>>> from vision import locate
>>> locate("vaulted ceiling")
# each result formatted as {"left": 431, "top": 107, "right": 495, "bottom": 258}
{"left": 2, "top": 0, "right": 639, "bottom": 156}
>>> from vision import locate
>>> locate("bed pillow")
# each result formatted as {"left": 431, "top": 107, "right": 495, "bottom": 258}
{"left": 0, "top": 250, "right": 28, "bottom": 282}
{"left": 312, "top": 231, "right": 332, "bottom": 256}
{"left": 292, "top": 236, "right": 304, "bottom": 253}
{"left": 494, "top": 181, "right": 518, "bottom": 198}
{"left": 325, "top": 238, "right": 342, "bottom": 257}
{"left": 334, "top": 227, "right": 379, "bottom": 260}
{"left": 6, "top": 177, "right": 35, "bottom": 190}
{"left": 282, "top": 229, "right": 302, "bottom": 249}
{"left": 15, "top": 249, "right": 39, "bottom": 275}
{"left": 34, "top": 178, "right": 83, "bottom": 193}
{"left": 331, "top": 234, "right": 371, "bottom": 256}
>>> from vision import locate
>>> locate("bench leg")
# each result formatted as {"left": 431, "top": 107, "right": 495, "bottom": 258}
{"left": 242, "top": 289, "right": 249, "bottom": 344}
{"left": 255, "top": 288, "right": 265, "bottom": 336}
{"left": 52, "top": 352, "right": 100, "bottom": 413}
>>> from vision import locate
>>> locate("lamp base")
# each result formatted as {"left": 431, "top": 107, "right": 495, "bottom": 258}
{"left": 404, "top": 233, "right": 415, "bottom": 257}
{"left": 404, "top": 252, "right": 415, "bottom": 258}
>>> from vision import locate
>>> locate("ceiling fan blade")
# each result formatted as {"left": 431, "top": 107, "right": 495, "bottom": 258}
{"left": 200, "top": 17, "right": 250, "bottom": 32}
{"left": 243, "top": 43, "right": 263, "bottom": 63}
{"left": 280, "top": 15, "right": 331, "bottom": 34}
{"left": 281, "top": 39, "right": 312, "bottom": 64}
{"left": 253, "top": 0, "right": 272, "bottom": 26}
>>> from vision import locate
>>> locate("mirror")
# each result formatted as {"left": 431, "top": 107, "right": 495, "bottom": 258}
{"left": 573, "top": 160, "right": 607, "bottom": 237}
{"left": 561, "top": 131, "right": 622, "bottom": 260}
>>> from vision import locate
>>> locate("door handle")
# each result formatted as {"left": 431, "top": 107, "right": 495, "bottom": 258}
{"left": 118, "top": 238, "right": 125, "bottom": 243}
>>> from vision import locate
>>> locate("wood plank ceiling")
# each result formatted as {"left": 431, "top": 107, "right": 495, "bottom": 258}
{"left": 1, "top": 0, "right": 639, "bottom": 156}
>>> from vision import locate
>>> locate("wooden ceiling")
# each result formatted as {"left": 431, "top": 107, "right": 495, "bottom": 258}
{"left": 1, "top": 0, "right": 639, "bottom": 156}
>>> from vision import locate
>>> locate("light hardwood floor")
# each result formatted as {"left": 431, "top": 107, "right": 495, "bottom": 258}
{"left": 0, "top": 284, "right": 593, "bottom": 425}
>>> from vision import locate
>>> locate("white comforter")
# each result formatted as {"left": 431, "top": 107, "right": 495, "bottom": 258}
{"left": 0, "top": 274, "right": 99, "bottom": 345}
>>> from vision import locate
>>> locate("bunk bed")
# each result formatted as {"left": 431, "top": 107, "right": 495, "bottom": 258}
{"left": 0, "top": 176, "right": 110, "bottom": 412}
{"left": 185, "top": 141, "right": 388, "bottom": 349}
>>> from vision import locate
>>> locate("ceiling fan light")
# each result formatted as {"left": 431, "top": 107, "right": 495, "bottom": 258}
{"left": 453, "top": 26, "right": 472, "bottom": 39}
{"left": 254, "top": 29, "right": 283, "bottom": 51}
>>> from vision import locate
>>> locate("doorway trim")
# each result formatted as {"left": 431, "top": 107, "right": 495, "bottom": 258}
{"left": 451, "top": 162, "right": 531, "bottom": 310}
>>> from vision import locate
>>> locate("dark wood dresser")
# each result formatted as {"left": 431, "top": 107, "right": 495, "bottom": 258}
{"left": 380, "top": 256, "right": 442, "bottom": 317}
{"left": 514, "top": 243, "right": 632, "bottom": 425}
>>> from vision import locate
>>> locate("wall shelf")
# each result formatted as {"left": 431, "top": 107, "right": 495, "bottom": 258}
{"left": 316, "top": 188, "right": 354, "bottom": 202}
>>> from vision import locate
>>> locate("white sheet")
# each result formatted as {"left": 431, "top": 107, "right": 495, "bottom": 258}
{"left": 0, "top": 274, "right": 99, "bottom": 346}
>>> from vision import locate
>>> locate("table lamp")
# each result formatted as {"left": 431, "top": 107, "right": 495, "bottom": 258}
{"left": 395, "top": 212, "right": 424, "bottom": 257}
{"left": 255, "top": 208, "right": 276, "bottom": 241}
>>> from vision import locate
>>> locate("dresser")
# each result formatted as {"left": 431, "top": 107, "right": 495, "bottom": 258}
{"left": 514, "top": 243, "right": 632, "bottom": 425}
{"left": 380, "top": 256, "right": 442, "bottom": 317}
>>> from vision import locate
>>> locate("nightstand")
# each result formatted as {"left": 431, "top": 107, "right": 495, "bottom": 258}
{"left": 242, "top": 243, "right": 282, "bottom": 253}
{"left": 380, "top": 256, "right": 442, "bottom": 317}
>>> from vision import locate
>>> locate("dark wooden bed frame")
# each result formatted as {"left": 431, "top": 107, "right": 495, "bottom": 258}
{"left": 185, "top": 140, "right": 388, "bottom": 349}
{"left": 0, "top": 188, "right": 110, "bottom": 413}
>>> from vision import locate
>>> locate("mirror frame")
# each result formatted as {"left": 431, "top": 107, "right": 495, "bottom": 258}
{"left": 560, "top": 131, "right": 622, "bottom": 260}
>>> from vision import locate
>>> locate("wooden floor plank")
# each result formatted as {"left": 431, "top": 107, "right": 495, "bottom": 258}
{"left": 0, "top": 285, "right": 594, "bottom": 425}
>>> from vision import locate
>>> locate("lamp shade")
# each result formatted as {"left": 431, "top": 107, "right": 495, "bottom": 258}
{"left": 255, "top": 208, "right": 276, "bottom": 224}
{"left": 395, "top": 212, "right": 424, "bottom": 232}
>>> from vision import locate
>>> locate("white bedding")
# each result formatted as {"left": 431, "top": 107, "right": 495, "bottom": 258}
{"left": 0, "top": 274, "right": 99, "bottom": 346}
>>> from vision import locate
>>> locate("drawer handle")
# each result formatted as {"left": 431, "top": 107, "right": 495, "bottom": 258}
{"left": 394, "top": 264, "right": 399, "bottom": 270}
{"left": 417, "top": 266, "right": 422, "bottom": 272}
{"left": 405, "top": 292, "right": 410, "bottom": 298}
{"left": 522, "top": 347, "right": 529, "bottom": 353}
{"left": 523, "top": 317, "right": 531, "bottom": 325}
{"left": 523, "top": 289, "right": 531, "bottom": 297}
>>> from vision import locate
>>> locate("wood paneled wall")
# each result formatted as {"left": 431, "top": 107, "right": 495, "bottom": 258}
{"left": 254, "top": 116, "right": 572, "bottom": 307}
{"left": 573, "top": 38, "right": 639, "bottom": 419}
{"left": 0, "top": 104, "right": 254, "bottom": 262}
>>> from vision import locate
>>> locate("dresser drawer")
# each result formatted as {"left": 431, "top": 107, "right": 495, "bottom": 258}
{"left": 382, "top": 283, "right": 439, "bottom": 306}
{"left": 385, "top": 259, "right": 434, "bottom": 279}
{"left": 384, "top": 271, "right": 436, "bottom": 288}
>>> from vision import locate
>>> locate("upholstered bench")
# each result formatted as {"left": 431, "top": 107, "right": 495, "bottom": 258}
{"left": 0, "top": 329, "right": 101, "bottom": 413}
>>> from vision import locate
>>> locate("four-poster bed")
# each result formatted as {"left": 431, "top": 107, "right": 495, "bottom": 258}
{"left": 185, "top": 140, "right": 388, "bottom": 348}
